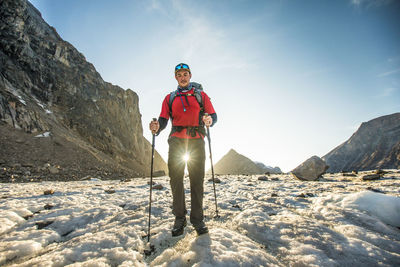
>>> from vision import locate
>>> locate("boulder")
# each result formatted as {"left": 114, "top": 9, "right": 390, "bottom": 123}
{"left": 291, "top": 156, "right": 329, "bottom": 181}
{"left": 362, "top": 174, "right": 381, "bottom": 181}
{"left": 43, "top": 189, "right": 55, "bottom": 195}
{"left": 48, "top": 166, "right": 59, "bottom": 174}
{"left": 44, "top": 204, "right": 54, "bottom": 210}
{"left": 152, "top": 184, "right": 164, "bottom": 190}
{"left": 105, "top": 189, "right": 116, "bottom": 194}
{"left": 342, "top": 173, "right": 357, "bottom": 177}
{"left": 208, "top": 177, "right": 221, "bottom": 183}
{"left": 257, "top": 176, "right": 269, "bottom": 181}
{"left": 297, "top": 192, "right": 315, "bottom": 198}
{"left": 36, "top": 221, "right": 54, "bottom": 229}
{"left": 375, "top": 169, "right": 387, "bottom": 175}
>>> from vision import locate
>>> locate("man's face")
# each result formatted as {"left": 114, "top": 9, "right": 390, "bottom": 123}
{"left": 175, "top": 70, "right": 191, "bottom": 88}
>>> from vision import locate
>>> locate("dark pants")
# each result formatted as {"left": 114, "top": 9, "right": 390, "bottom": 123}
{"left": 168, "top": 137, "right": 205, "bottom": 227}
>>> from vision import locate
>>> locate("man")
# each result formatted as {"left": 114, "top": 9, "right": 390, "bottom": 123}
{"left": 149, "top": 63, "right": 217, "bottom": 236}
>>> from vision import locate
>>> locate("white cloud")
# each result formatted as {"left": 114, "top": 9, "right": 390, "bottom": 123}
{"left": 374, "top": 87, "right": 398, "bottom": 98}
{"left": 381, "top": 87, "right": 397, "bottom": 97}
{"left": 388, "top": 56, "right": 400, "bottom": 63}
{"left": 377, "top": 68, "right": 400, "bottom": 77}
{"left": 148, "top": 0, "right": 160, "bottom": 11}
{"left": 148, "top": 0, "right": 252, "bottom": 74}
{"left": 350, "top": 0, "right": 393, "bottom": 8}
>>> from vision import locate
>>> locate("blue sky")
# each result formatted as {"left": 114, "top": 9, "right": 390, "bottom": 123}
{"left": 29, "top": 0, "right": 400, "bottom": 172}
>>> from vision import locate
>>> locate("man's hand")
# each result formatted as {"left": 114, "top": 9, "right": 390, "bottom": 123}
{"left": 149, "top": 119, "right": 160, "bottom": 134}
{"left": 202, "top": 115, "right": 212, "bottom": 127}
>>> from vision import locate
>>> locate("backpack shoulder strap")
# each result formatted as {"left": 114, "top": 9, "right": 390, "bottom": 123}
{"left": 168, "top": 90, "right": 178, "bottom": 119}
{"left": 191, "top": 82, "right": 205, "bottom": 126}
{"left": 193, "top": 89, "right": 203, "bottom": 108}
{"left": 191, "top": 82, "right": 204, "bottom": 107}
{"left": 169, "top": 90, "right": 178, "bottom": 110}
{"left": 191, "top": 82, "right": 203, "bottom": 92}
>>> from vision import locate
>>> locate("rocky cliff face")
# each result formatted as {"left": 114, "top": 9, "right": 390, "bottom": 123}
{"left": 0, "top": 0, "right": 167, "bottom": 179}
{"left": 213, "top": 149, "right": 282, "bottom": 175}
{"left": 323, "top": 113, "right": 400, "bottom": 172}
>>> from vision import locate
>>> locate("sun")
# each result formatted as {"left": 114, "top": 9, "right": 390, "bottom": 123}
{"left": 183, "top": 153, "right": 190, "bottom": 163}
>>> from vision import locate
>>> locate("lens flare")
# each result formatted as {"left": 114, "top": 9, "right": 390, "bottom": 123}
{"left": 183, "top": 153, "right": 190, "bottom": 163}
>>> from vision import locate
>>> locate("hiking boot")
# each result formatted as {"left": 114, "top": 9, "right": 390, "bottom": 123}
{"left": 171, "top": 217, "right": 187, "bottom": 237}
{"left": 194, "top": 222, "right": 209, "bottom": 236}
{"left": 195, "top": 225, "right": 208, "bottom": 235}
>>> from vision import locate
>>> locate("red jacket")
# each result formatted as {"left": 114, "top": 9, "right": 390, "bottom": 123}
{"left": 159, "top": 88, "right": 216, "bottom": 139}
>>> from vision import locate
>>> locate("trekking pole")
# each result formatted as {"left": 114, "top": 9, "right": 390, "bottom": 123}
{"left": 204, "top": 113, "right": 219, "bottom": 218}
{"left": 145, "top": 118, "right": 157, "bottom": 255}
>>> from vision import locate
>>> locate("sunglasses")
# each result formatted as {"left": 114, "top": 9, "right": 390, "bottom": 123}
{"left": 175, "top": 63, "right": 190, "bottom": 71}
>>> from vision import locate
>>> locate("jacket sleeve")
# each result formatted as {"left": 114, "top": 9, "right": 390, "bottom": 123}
{"left": 156, "top": 94, "right": 170, "bottom": 135}
{"left": 202, "top": 92, "right": 217, "bottom": 127}
{"left": 210, "top": 113, "right": 217, "bottom": 127}
{"left": 159, "top": 94, "right": 171, "bottom": 120}
{"left": 156, "top": 117, "right": 168, "bottom": 136}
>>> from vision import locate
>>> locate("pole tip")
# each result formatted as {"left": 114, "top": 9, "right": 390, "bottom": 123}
{"left": 144, "top": 243, "right": 155, "bottom": 256}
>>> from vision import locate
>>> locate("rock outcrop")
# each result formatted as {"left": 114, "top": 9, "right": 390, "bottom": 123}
{"left": 213, "top": 149, "right": 282, "bottom": 175}
{"left": 323, "top": 113, "right": 400, "bottom": 172}
{"left": 0, "top": 0, "right": 167, "bottom": 179}
{"left": 254, "top": 162, "right": 282, "bottom": 174}
{"left": 291, "top": 156, "right": 329, "bottom": 181}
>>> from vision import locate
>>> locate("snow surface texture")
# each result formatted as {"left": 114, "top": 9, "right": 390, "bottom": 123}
{"left": 1, "top": 171, "right": 400, "bottom": 266}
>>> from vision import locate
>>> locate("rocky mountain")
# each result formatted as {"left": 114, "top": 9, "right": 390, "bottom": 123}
{"left": 213, "top": 149, "right": 282, "bottom": 175}
{"left": 0, "top": 0, "right": 167, "bottom": 181}
{"left": 323, "top": 113, "right": 400, "bottom": 172}
{"left": 254, "top": 162, "right": 282, "bottom": 174}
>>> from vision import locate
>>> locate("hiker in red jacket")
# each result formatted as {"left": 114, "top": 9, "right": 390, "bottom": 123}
{"left": 149, "top": 63, "right": 217, "bottom": 236}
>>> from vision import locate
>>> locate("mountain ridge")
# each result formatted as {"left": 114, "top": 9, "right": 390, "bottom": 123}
{"left": 323, "top": 112, "right": 400, "bottom": 172}
{"left": 0, "top": 0, "right": 167, "bottom": 180}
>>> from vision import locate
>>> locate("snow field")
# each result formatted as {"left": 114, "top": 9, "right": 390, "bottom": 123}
{"left": 0, "top": 171, "right": 399, "bottom": 266}
{"left": 151, "top": 228, "right": 278, "bottom": 266}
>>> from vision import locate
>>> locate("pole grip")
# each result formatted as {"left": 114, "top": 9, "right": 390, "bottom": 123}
{"left": 204, "top": 113, "right": 209, "bottom": 129}
{"left": 151, "top": 118, "right": 157, "bottom": 135}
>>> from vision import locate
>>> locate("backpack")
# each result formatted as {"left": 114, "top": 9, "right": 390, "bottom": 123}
{"left": 168, "top": 82, "right": 204, "bottom": 120}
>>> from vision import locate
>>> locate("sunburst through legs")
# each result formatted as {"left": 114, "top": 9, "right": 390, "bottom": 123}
{"left": 183, "top": 153, "right": 190, "bottom": 163}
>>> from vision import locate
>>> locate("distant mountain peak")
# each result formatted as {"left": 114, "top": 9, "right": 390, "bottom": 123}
{"left": 213, "top": 149, "right": 282, "bottom": 175}
{"left": 323, "top": 112, "right": 400, "bottom": 172}
{"left": 227, "top": 148, "right": 239, "bottom": 154}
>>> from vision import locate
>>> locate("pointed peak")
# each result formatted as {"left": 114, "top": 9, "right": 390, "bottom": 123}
{"left": 227, "top": 148, "right": 238, "bottom": 154}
